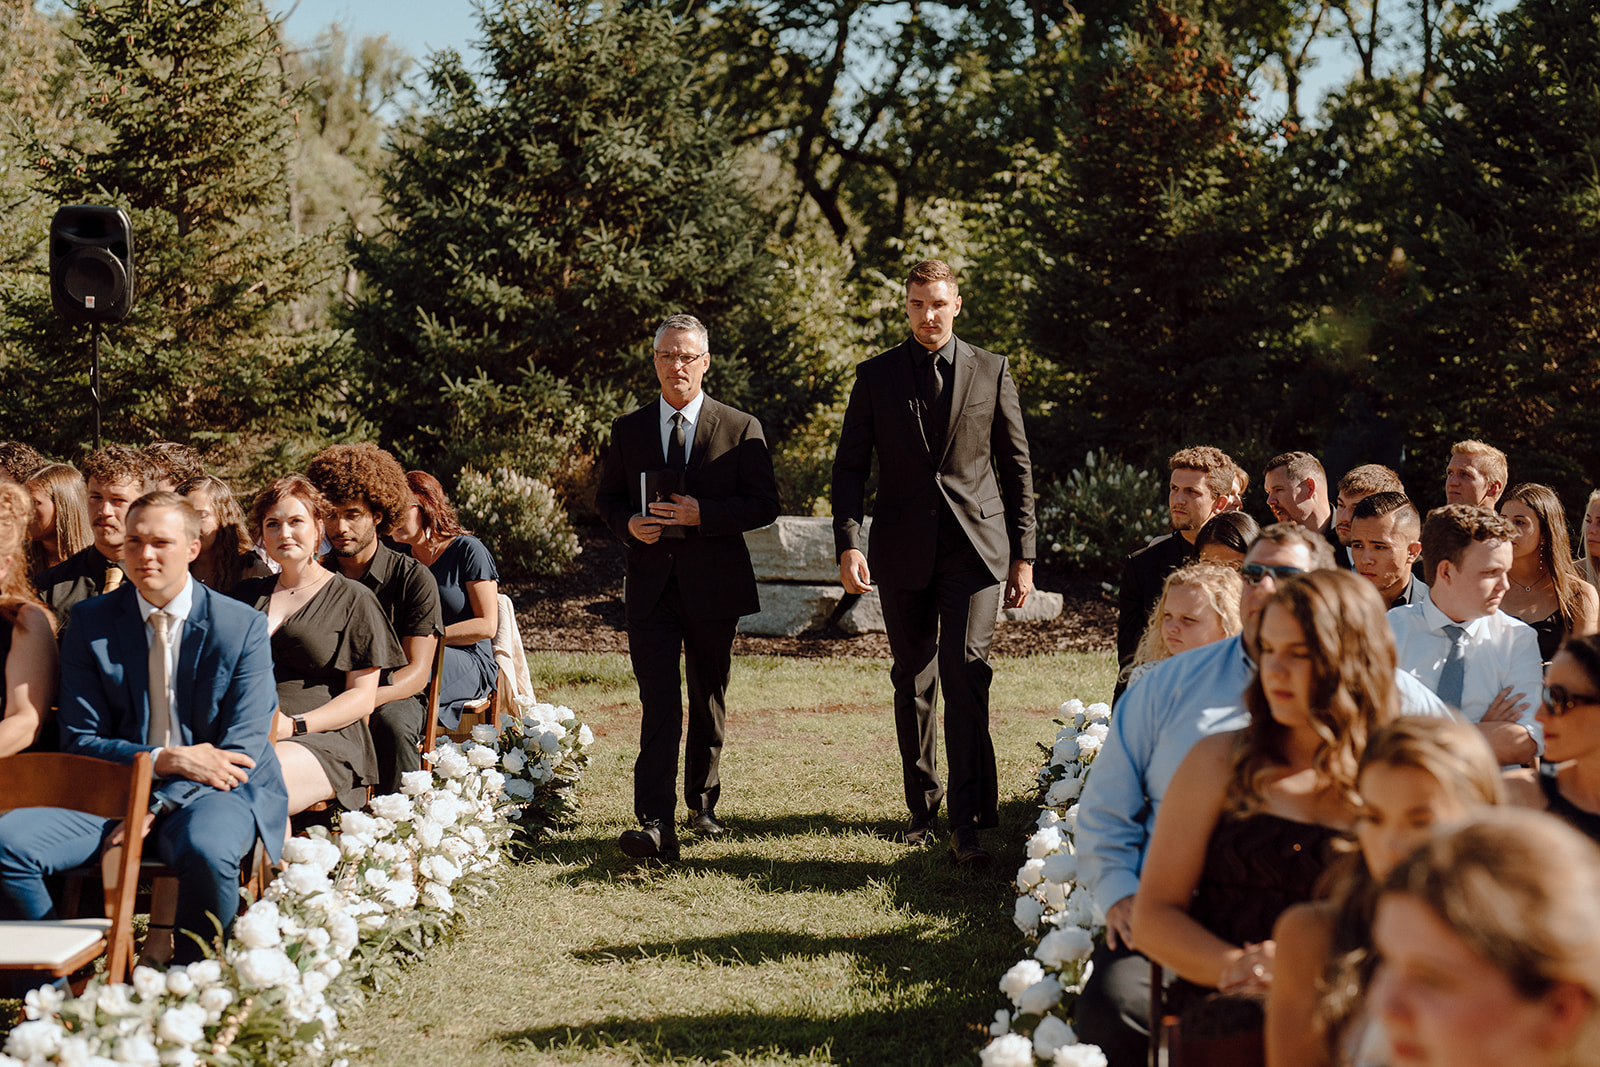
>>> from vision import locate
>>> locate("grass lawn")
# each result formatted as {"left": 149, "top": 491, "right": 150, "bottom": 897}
{"left": 340, "top": 650, "right": 1116, "bottom": 1067}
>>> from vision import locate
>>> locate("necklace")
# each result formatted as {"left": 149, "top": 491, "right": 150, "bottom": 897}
{"left": 278, "top": 568, "right": 330, "bottom": 597}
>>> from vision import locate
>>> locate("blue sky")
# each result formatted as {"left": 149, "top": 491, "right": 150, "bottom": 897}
{"left": 272, "top": 1, "right": 485, "bottom": 62}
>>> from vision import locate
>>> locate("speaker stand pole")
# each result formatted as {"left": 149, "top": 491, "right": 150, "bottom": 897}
{"left": 90, "top": 322, "right": 102, "bottom": 451}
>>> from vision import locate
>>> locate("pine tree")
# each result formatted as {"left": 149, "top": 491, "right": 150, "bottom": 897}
{"left": 0, "top": 0, "right": 343, "bottom": 469}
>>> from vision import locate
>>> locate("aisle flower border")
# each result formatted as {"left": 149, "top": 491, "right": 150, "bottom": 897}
{"left": 1, "top": 699, "right": 594, "bottom": 1067}
{"left": 981, "top": 699, "right": 1112, "bottom": 1067}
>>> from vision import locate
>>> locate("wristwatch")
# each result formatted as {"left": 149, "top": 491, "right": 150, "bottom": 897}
{"left": 292, "top": 716, "right": 308, "bottom": 737}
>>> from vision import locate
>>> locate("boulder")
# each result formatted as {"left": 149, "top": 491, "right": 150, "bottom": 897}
{"left": 744, "top": 516, "right": 870, "bottom": 583}
{"left": 1001, "top": 590, "right": 1064, "bottom": 623}
{"left": 739, "top": 583, "right": 844, "bottom": 636}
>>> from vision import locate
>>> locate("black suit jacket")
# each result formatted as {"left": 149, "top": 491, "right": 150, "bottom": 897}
{"left": 831, "top": 336, "right": 1035, "bottom": 588}
{"left": 596, "top": 394, "right": 781, "bottom": 622}
{"left": 1116, "top": 532, "right": 1198, "bottom": 668}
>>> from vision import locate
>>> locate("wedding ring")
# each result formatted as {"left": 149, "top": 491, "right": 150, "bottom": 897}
{"left": 1251, "top": 963, "right": 1265, "bottom": 978}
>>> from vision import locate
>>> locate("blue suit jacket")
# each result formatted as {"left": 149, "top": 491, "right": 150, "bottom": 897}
{"left": 58, "top": 581, "right": 288, "bottom": 861}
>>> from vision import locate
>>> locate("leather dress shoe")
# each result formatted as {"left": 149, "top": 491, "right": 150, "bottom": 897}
{"left": 687, "top": 808, "right": 726, "bottom": 836}
{"left": 949, "top": 827, "right": 991, "bottom": 869}
{"left": 619, "top": 822, "right": 680, "bottom": 862}
{"left": 904, "top": 813, "right": 940, "bottom": 847}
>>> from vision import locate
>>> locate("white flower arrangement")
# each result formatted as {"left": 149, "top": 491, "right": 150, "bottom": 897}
{"left": 982, "top": 698, "right": 1111, "bottom": 1065}
{"left": 1, "top": 707, "right": 598, "bottom": 1067}
{"left": 490, "top": 697, "right": 593, "bottom": 838}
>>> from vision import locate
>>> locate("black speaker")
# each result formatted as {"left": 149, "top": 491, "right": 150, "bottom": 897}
{"left": 50, "top": 205, "right": 134, "bottom": 324}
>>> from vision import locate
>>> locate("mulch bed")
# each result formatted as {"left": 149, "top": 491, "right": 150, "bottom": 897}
{"left": 504, "top": 529, "right": 1117, "bottom": 658}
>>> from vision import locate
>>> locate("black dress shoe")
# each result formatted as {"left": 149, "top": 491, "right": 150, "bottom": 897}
{"left": 949, "top": 827, "right": 991, "bottom": 868}
{"left": 619, "top": 822, "right": 680, "bottom": 862}
{"left": 687, "top": 808, "right": 726, "bottom": 836}
{"left": 904, "top": 813, "right": 940, "bottom": 847}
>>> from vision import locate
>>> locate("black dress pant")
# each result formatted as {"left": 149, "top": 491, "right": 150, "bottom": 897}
{"left": 370, "top": 694, "right": 426, "bottom": 797}
{"left": 876, "top": 516, "right": 1003, "bottom": 830}
{"left": 627, "top": 576, "right": 738, "bottom": 826}
{"left": 1075, "top": 940, "right": 1154, "bottom": 1067}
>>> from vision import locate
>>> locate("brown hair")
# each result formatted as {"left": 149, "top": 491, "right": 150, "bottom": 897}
{"left": 1504, "top": 483, "right": 1588, "bottom": 637}
{"left": 1337, "top": 463, "right": 1403, "bottom": 500}
{"left": 406, "top": 470, "right": 465, "bottom": 539}
{"left": 0, "top": 442, "right": 45, "bottom": 484}
{"left": 1420, "top": 504, "right": 1516, "bottom": 585}
{"left": 1450, "top": 439, "right": 1509, "bottom": 491}
{"left": 141, "top": 441, "right": 204, "bottom": 487}
{"left": 1350, "top": 491, "right": 1421, "bottom": 540}
{"left": 1263, "top": 450, "right": 1327, "bottom": 490}
{"left": 1195, "top": 511, "right": 1259, "bottom": 561}
{"left": 906, "top": 259, "right": 958, "bottom": 290}
{"left": 1582, "top": 489, "right": 1600, "bottom": 590}
{"left": 80, "top": 445, "right": 156, "bottom": 494}
{"left": 127, "top": 491, "right": 201, "bottom": 542}
{"left": 305, "top": 444, "right": 413, "bottom": 535}
{"left": 249, "top": 474, "right": 331, "bottom": 538}
{"left": 23, "top": 463, "right": 92, "bottom": 572}
{"left": 178, "top": 474, "right": 259, "bottom": 591}
{"left": 0, "top": 481, "right": 51, "bottom": 628}
{"left": 1169, "top": 445, "right": 1238, "bottom": 501}
{"left": 1129, "top": 561, "right": 1242, "bottom": 671}
{"left": 1230, "top": 570, "right": 1398, "bottom": 814}
{"left": 1252, "top": 519, "right": 1339, "bottom": 572}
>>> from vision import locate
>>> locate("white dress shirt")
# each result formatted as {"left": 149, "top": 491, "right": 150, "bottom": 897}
{"left": 658, "top": 392, "right": 705, "bottom": 466}
{"left": 1388, "top": 593, "right": 1544, "bottom": 753}
{"left": 136, "top": 576, "right": 196, "bottom": 780}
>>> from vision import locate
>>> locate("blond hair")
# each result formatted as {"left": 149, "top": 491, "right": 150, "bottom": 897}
{"left": 1128, "top": 562, "right": 1242, "bottom": 672}
{"left": 1450, "top": 439, "right": 1508, "bottom": 492}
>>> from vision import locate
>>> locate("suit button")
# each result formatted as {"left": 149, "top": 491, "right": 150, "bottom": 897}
{"left": 929, "top": 508, "right": 937, "bottom": 516}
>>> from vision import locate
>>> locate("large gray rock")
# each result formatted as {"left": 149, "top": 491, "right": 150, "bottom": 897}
{"left": 1001, "top": 590, "right": 1064, "bottom": 623}
{"left": 744, "top": 516, "right": 870, "bottom": 583}
{"left": 739, "top": 583, "right": 844, "bottom": 636}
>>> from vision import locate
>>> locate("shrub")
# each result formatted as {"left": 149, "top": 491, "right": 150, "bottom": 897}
{"left": 456, "top": 466, "right": 581, "bottom": 577}
{"left": 1036, "top": 451, "right": 1167, "bottom": 576}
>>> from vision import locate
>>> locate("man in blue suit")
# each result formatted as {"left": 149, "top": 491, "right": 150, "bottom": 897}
{"left": 0, "top": 491, "right": 285, "bottom": 963}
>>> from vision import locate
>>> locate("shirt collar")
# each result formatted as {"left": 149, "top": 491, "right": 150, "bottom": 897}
{"left": 911, "top": 335, "right": 957, "bottom": 366}
{"left": 659, "top": 391, "right": 706, "bottom": 426}
{"left": 136, "top": 574, "right": 195, "bottom": 626}
{"left": 357, "top": 541, "right": 398, "bottom": 586}
{"left": 1420, "top": 588, "right": 1486, "bottom": 638}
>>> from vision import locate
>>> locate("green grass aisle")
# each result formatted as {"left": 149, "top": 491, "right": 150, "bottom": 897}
{"left": 341, "top": 651, "right": 1115, "bottom": 1066}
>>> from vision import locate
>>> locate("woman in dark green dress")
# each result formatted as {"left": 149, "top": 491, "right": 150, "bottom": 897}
{"left": 234, "top": 475, "right": 404, "bottom": 814}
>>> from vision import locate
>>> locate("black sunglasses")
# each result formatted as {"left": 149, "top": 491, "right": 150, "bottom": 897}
{"left": 1239, "top": 562, "right": 1306, "bottom": 586}
{"left": 1541, "top": 684, "right": 1600, "bottom": 717}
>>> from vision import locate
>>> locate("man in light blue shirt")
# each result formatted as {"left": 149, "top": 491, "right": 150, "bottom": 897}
{"left": 1074, "top": 522, "right": 1451, "bottom": 1065}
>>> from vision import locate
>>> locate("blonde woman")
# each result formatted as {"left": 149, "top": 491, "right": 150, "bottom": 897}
{"left": 0, "top": 480, "right": 55, "bottom": 755}
{"left": 23, "top": 463, "right": 91, "bottom": 573}
{"left": 1124, "top": 562, "right": 1242, "bottom": 688}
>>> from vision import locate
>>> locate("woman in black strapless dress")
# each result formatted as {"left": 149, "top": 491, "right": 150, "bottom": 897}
{"left": 1132, "top": 570, "right": 1401, "bottom": 1036}
{"left": 1505, "top": 633, "right": 1600, "bottom": 846}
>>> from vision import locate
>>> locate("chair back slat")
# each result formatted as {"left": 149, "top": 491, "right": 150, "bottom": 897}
{"left": 420, "top": 634, "right": 446, "bottom": 768}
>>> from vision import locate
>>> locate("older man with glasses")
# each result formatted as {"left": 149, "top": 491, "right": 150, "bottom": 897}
{"left": 1073, "top": 522, "right": 1452, "bottom": 1067}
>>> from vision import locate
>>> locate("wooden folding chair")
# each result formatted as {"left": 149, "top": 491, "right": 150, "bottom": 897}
{"left": 0, "top": 751, "right": 153, "bottom": 990}
{"left": 446, "top": 667, "right": 505, "bottom": 744}
{"left": 420, "top": 636, "right": 446, "bottom": 770}
{"left": 1150, "top": 960, "right": 1266, "bottom": 1067}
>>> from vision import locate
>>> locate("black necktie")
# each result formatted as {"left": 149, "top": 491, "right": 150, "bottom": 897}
{"left": 667, "top": 412, "right": 687, "bottom": 472}
{"left": 920, "top": 353, "right": 944, "bottom": 411}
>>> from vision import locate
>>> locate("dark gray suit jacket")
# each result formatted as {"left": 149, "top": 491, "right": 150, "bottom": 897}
{"left": 832, "top": 336, "right": 1036, "bottom": 588}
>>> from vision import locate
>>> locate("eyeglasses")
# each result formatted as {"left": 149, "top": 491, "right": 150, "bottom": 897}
{"left": 654, "top": 351, "right": 708, "bottom": 367}
{"left": 1239, "top": 562, "right": 1306, "bottom": 586}
{"left": 1541, "top": 684, "right": 1600, "bottom": 717}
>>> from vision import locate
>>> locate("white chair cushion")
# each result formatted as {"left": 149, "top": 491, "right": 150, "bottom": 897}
{"left": 0, "top": 919, "right": 110, "bottom": 968}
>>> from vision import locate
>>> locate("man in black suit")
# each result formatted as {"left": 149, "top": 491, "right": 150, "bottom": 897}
{"left": 831, "top": 259, "right": 1036, "bottom": 867}
{"left": 596, "top": 314, "right": 781, "bottom": 862}
{"left": 34, "top": 445, "right": 157, "bottom": 620}
{"left": 1114, "top": 445, "right": 1239, "bottom": 679}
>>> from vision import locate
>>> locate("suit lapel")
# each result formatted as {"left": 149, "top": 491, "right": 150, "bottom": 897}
{"left": 688, "top": 396, "right": 721, "bottom": 476}
{"left": 113, "top": 586, "right": 152, "bottom": 742}
{"left": 177, "top": 586, "right": 212, "bottom": 744}
{"left": 940, "top": 338, "right": 976, "bottom": 464}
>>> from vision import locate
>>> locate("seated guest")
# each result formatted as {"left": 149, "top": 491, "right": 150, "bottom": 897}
{"left": 1194, "top": 511, "right": 1258, "bottom": 569}
{"left": 178, "top": 475, "right": 273, "bottom": 590}
{"left": 1333, "top": 463, "right": 1403, "bottom": 551}
{"left": 1504, "top": 633, "right": 1600, "bottom": 844}
{"left": 1443, "top": 438, "right": 1507, "bottom": 509}
{"left": 0, "top": 492, "right": 285, "bottom": 964}
{"left": 1499, "top": 483, "right": 1599, "bottom": 661}
{"left": 1226, "top": 461, "right": 1249, "bottom": 512}
{"left": 1117, "top": 446, "right": 1239, "bottom": 687}
{"left": 1132, "top": 570, "right": 1399, "bottom": 1038}
{"left": 1074, "top": 525, "right": 1449, "bottom": 1066}
{"left": 391, "top": 471, "right": 499, "bottom": 731}
{"left": 1581, "top": 489, "right": 1600, "bottom": 589}
{"left": 0, "top": 442, "right": 45, "bottom": 484}
{"left": 232, "top": 476, "right": 404, "bottom": 815}
{"left": 1266, "top": 718, "right": 1502, "bottom": 1067}
{"left": 1348, "top": 492, "right": 1426, "bottom": 609}
{"left": 0, "top": 481, "right": 57, "bottom": 755}
{"left": 1370, "top": 810, "right": 1600, "bottom": 1067}
{"left": 33, "top": 446, "right": 157, "bottom": 619}
{"left": 23, "top": 463, "right": 91, "bottom": 573}
{"left": 1389, "top": 505, "right": 1542, "bottom": 764}
{"left": 1262, "top": 451, "right": 1342, "bottom": 561}
{"left": 142, "top": 442, "right": 204, "bottom": 491}
{"left": 1123, "top": 562, "right": 1241, "bottom": 689}
{"left": 306, "top": 445, "right": 442, "bottom": 794}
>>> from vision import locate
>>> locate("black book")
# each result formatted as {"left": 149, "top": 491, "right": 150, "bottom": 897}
{"left": 641, "top": 470, "right": 688, "bottom": 539}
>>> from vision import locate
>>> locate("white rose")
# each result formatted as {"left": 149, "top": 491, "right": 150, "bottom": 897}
{"left": 433, "top": 748, "right": 471, "bottom": 779}
{"left": 131, "top": 964, "right": 165, "bottom": 1000}
{"left": 281, "top": 836, "right": 340, "bottom": 872}
{"left": 233, "top": 901, "right": 282, "bottom": 949}
{"left": 5, "top": 1019, "right": 63, "bottom": 1059}
{"left": 421, "top": 881, "right": 454, "bottom": 911}
{"left": 1040, "top": 879, "right": 1067, "bottom": 911}
{"left": 186, "top": 960, "right": 223, "bottom": 988}
{"left": 479, "top": 768, "right": 506, "bottom": 795}
{"left": 1065, "top": 887, "right": 1103, "bottom": 929}
{"left": 1059, "top": 804, "right": 1080, "bottom": 835}
{"left": 56, "top": 1035, "right": 92, "bottom": 1067}
{"left": 1057, "top": 699, "right": 1085, "bottom": 721}
{"left": 162, "top": 1046, "right": 201, "bottom": 1067}
{"left": 1036, "top": 926, "right": 1096, "bottom": 968}
{"left": 1040, "top": 851, "right": 1077, "bottom": 884}
{"left": 368, "top": 794, "right": 414, "bottom": 822}
{"left": 1074, "top": 731, "right": 1103, "bottom": 761}
{"left": 979, "top": 1033, "right": 1034, "bottom": 1067}
{"left": 414, "top": 816, "right": 445, "bottom": 849}
{"left": 1083, "top": 721, "right": 1110, "bottom": 743}
{"left": 400, "top": 770, "right": 434, "bottom": 796}
{"left": 1045, "top": 772, "right": 1083, "bottom": 807}
{"left": 1084, "top": 702, "right": 1111, "bottom": 723}
{"left": 156, "top": 1003, "right": 207, "bottom": 1047}
{"left": 1016, "top": 858, "right": 1046, "bottom": 891}
{"left": 280, "top": 863, "right": 332, "bottom": 897}
{"left": 1033, "top": 1015, "right": 1078, "bottom": 1059}
{"left": 998, "top": 958, "right": 1045, "bottom": 1002}
{"left": 577, "top": 723, "right": 594, "bottom": 746}
{"left": 467, "top": 745, "right": 499, "bottom": 769}
{"left": 469, "top": 723, "right": 498, "bottom": 744}
{"left": 1016, "top": 975, "right": 1064, "bottom": 1015}
{"left": 164, "top": 970, "right": 195, "bottom": 997}
{"left": 1050, "top": 735, "right": 1080, "bottom": 764}
{"left": 303, "top": 927, "right": 331, "bottom": 951}
{"left": 372, "top": 840, "right": 402, "bottom": 863}
{"left": 364, "top": 867, "right": 391, "bottom": 889}
{"left": 382, "top": 882, "right": 418, "bottom": 909}
{"left": 96, "top": 981, "right": 135, "bottom": 1015}
{"left": 234, "top": 947, "right": 298, "bottom": 991}
{"left": 1013, "top": 894, "right": 1045, "bottom": 936}
{"left": 1054, "top": 1043, "right": 1109, "bottom": 1067}
{"left": 1027, "top": 826, "right": 1065, "bottom": 859}
{"left": 503, "top": 777, "right": 536, "bottom": 800}
{"left": 328, "top": 912, "right": 359, "bottom": 952}
{"left": 501, "top": 747, "right": 527, "bottom": 774}
{"left": 115, "top": 1034, "right": 159, "bottom": 1066}
{"left": 537, "top": 728, "right": 562, "bottom": 756}
{"left": 22, "top": 982, "right": 64, "bottom": 1020}
{"left": 989, "top": 1008, "right": 1011, "bottom": 1037}
{"left": 421, "top": 855, "right": 462, "bottom": 887}
{"left": 302, "top": 969, "right": 331, "bottom": 996}
{"left": 1036, "top": 808, "right": 1062, "bottom": 830}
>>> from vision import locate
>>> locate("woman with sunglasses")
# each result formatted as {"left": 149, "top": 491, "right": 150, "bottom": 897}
{"left": 1504, "top": 633, "right": 1600, "bottom": 843}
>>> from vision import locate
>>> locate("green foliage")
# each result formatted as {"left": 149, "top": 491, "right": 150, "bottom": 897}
{"left": 1036, "top": 451, "right": 1168, "bottom": 576}
{"left": 455, "top": 465, "right": 582, "bottom": 577}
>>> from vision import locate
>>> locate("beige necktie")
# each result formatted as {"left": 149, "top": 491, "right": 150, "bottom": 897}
{"left": 103, "top": 566, "right": 123, "bottom": 593}
{"left": 148, "top": 611, "right": 172, "bottom": 747}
